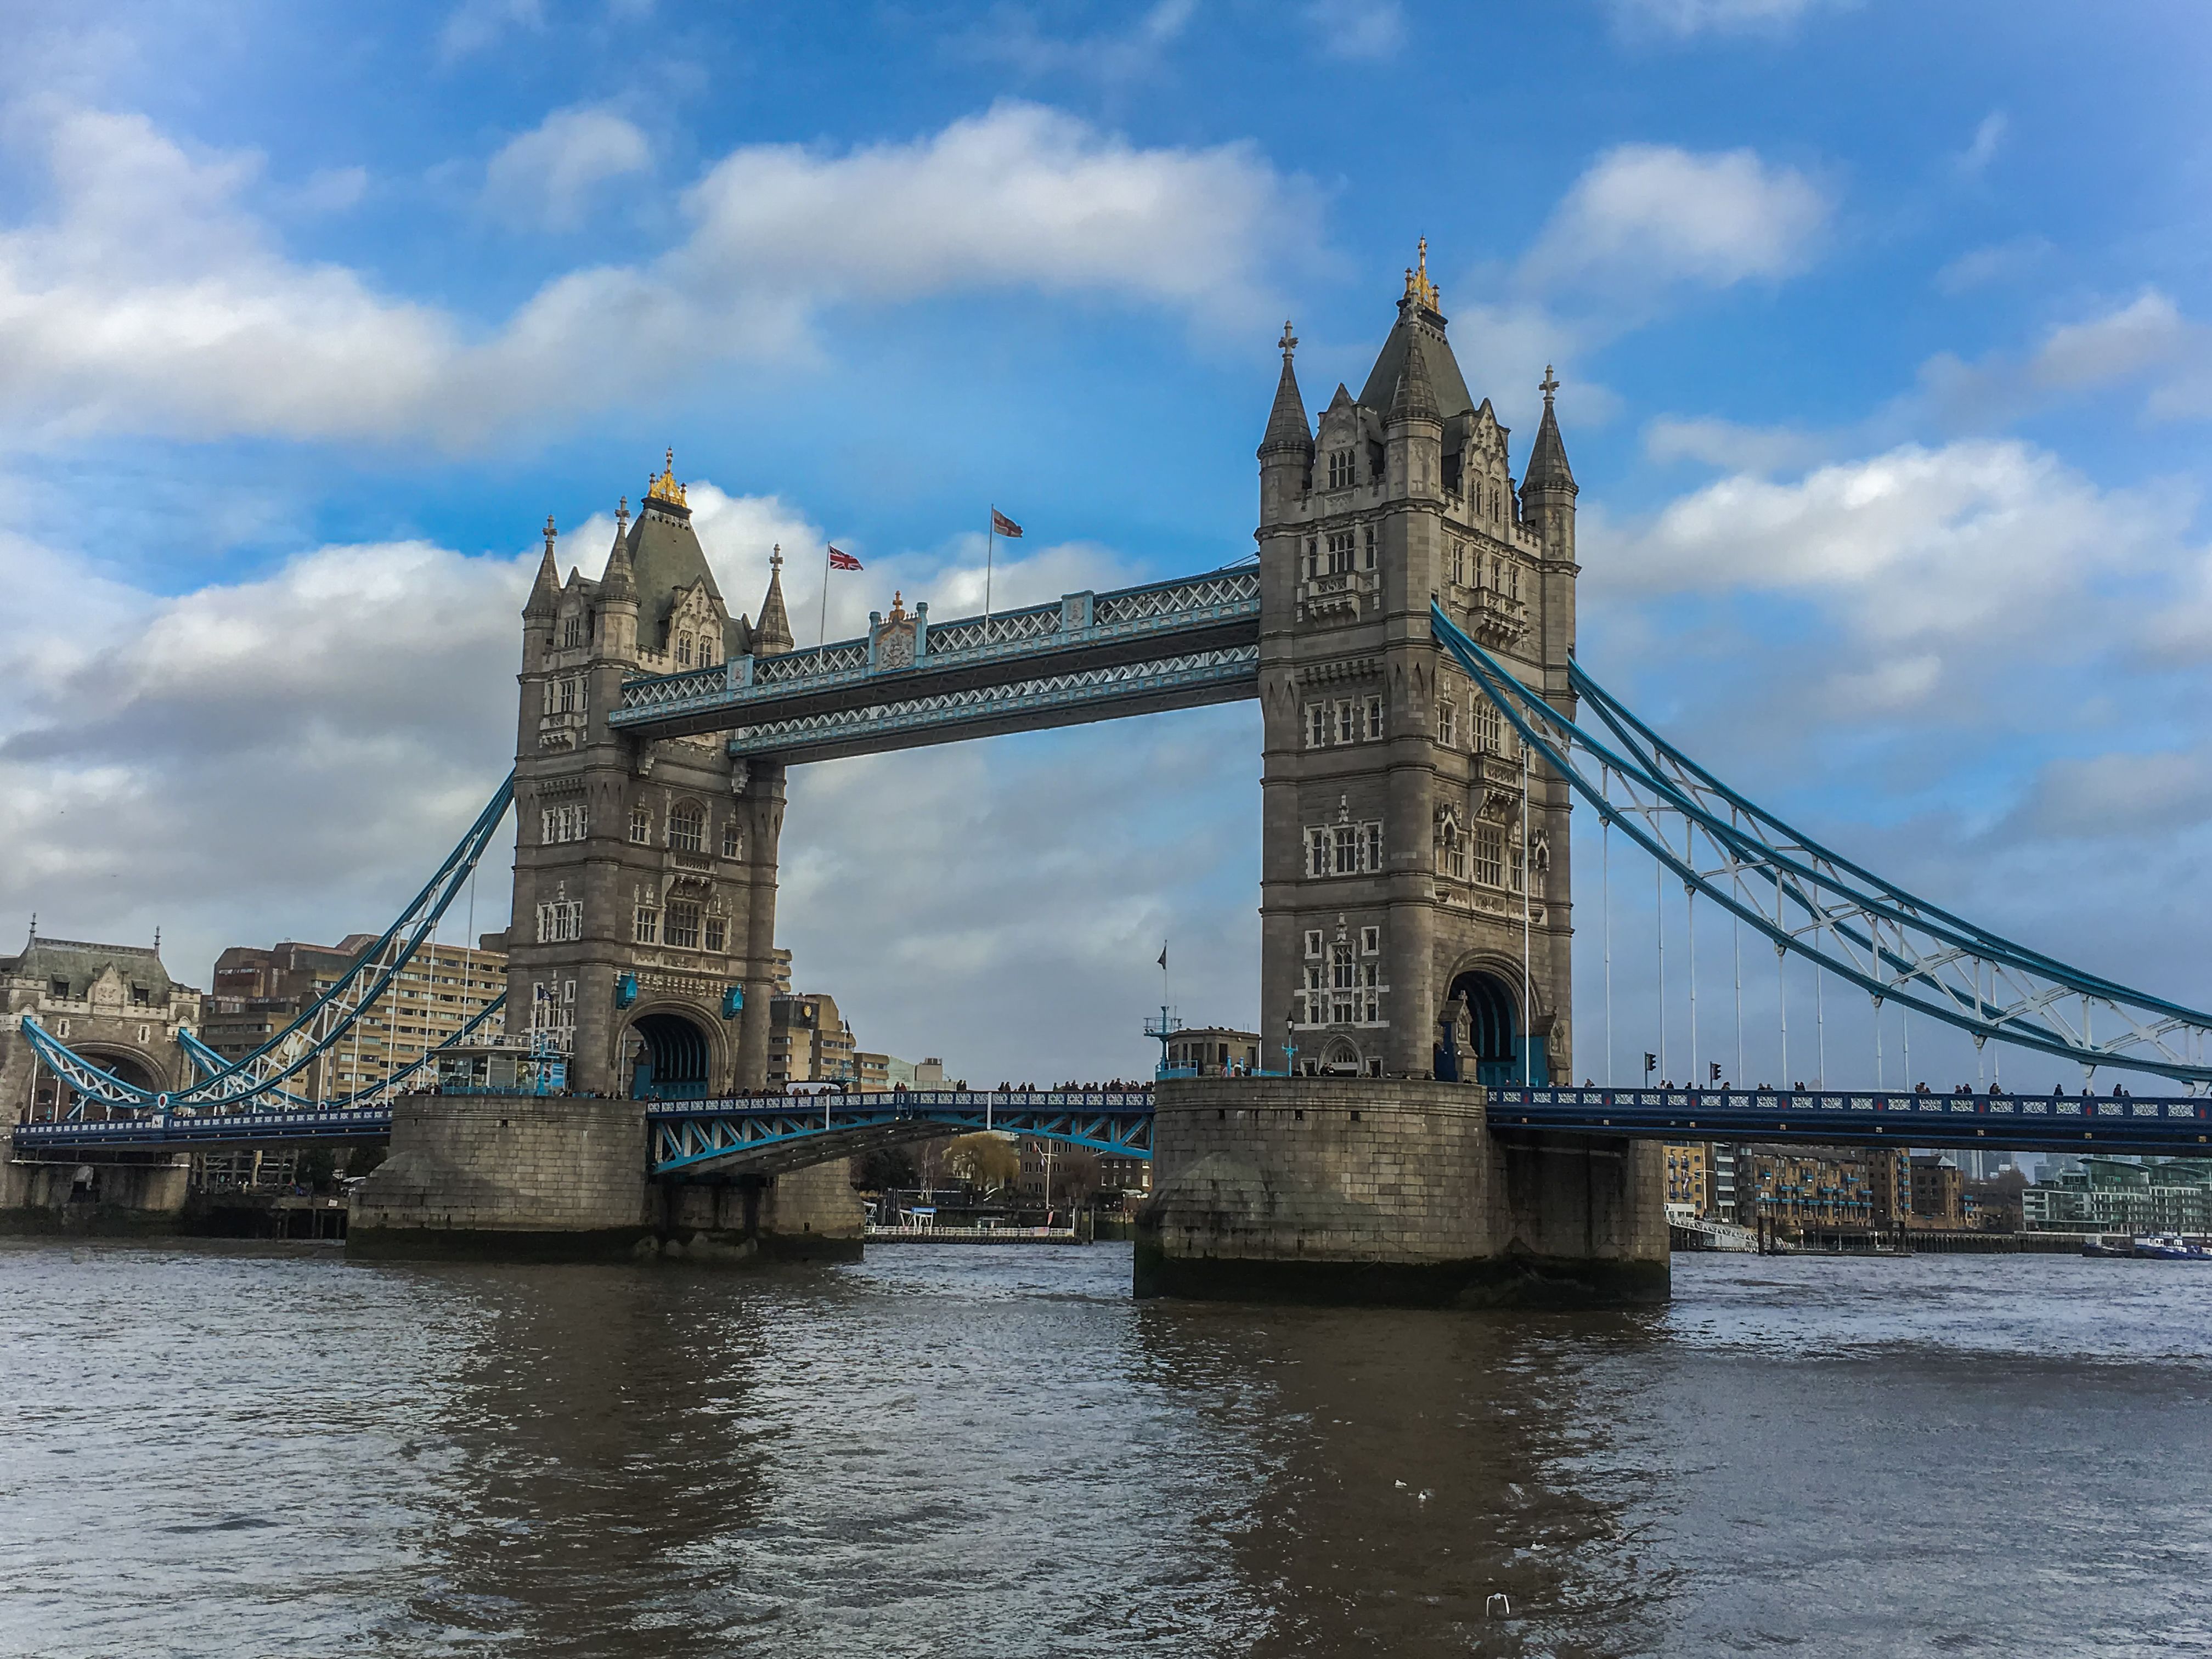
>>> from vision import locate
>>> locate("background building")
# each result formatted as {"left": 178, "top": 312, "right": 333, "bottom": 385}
{"left": 1909, "top": 1155, "right": 1963, "bottom": 1227}
{"left": 2, "top": 931, "right": 202, "bottom": 1119}
{"left": 200, "top": 933, "right": 506, "bottom": 1100}
{"left": 1161, "top": 1028, "right": 1263, "bottom": 1076}
{"left": 2023, "top": 1158, "right": 2212, "bottom": 1235}
{"left": 768, "top": 991, "right": 857, "bottom": 1086}
{"left": 1662, "top": 1142, "right": 1711, "bottom": 1214}
{"left": 1735, "top": 1144, "right": 1877, "bottom": 1227}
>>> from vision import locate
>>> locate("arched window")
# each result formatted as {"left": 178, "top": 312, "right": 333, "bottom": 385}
{"left": 677, "top": 635, "right": 693, "bottom": 667}
{"left": 668, "top": 802, "right": 704, "bottom": 853}
{"left": 721, "top": 820, "right": 741, "bottom": 859}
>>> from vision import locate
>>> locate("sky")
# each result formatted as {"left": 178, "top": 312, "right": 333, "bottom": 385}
{"left": 2, "top": 0, "right": 2209, "bottom": 1090}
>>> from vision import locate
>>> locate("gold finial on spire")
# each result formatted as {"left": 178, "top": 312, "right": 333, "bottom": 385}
{"left": 888, "top": 589, "right": 907, "bottom": 623}
{"left": 647, "top": 446, "right": 687, "bottom": 507}
{"left": 1403, "top": 236, "right": 1440, "bottom": 311}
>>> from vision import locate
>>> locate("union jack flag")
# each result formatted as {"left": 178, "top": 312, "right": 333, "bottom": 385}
{"left": 827, "top": 548, "right": 862, "bottom": 571}
{"left": 990, "top": 510, "right": 1023, "bottom": 538}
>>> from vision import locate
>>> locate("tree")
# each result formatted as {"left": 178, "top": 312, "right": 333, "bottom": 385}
{"left": 943, "top": 1132, "right": 1020, "bottom": 1192}
{"left": 1054, "top": 1149, "right": 1102, "bottom": 1210}
{"left": 852, "top": 1144, "right": 919, "bottom": 1192}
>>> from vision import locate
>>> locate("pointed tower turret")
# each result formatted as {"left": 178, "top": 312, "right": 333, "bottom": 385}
{"left": 1260, "top": 320, "right": 1313, "bottom": 458}
{"left": 1387, "top": 333, "right": 1442, "bottom": 427}
{"left": 1259, "top": 320, "right": 1314, "bottom": 524}
{"left": 525, "top": 515, "right": 561, "bottom": 619}
{"left": 753, "top": 545, "right": 795, "bottom": 657}
{"left": 597, "top": 495, "right": 639, "bottom": 661}
{"left": 1521, "top": 366, "right": 1578, "bottom": 572}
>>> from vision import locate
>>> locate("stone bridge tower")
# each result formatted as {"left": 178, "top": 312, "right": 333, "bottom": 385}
{"left": 1257, "top": 246, "right": 1578, "bottom": 1084}
{"left": 509, "top": 453, "right": 794, "bottom": 1098}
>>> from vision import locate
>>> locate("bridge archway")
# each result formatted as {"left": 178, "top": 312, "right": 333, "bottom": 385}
{"left": 38, "top": 1045, "right": 165, "bottom": 1119}
{"left": 1440, "top": 968, "right": 1547, "bottom": 1090}
{"left": 623, "top": 1008, "right": 718, "bottom": 1101}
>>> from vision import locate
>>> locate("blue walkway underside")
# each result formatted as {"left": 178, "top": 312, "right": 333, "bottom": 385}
{"left": 15, "top": 1087, "right": 2205, "bottom": 1166}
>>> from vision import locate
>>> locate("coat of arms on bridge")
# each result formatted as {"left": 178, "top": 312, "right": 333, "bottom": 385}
{"left": 873, "top": 592, "right": 918, "bottom": 671}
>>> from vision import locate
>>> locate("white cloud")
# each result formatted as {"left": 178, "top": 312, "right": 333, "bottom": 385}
{"left": 1933, "top": 235, "right": 2049, "bottom": 295}
{"left": 1522, "top": 144, "right": 1831, "bottom": 293}
{"left": 438, "top": 0, "right": 544, "bottom": 63}
{"left": 0, "top": 100, "right": 1312, "bottom": 448}
{"left": 1955, "top": 111, "right": 2008, "bottom": 179}
{"left": 1302, "top": 0, "right": 1406, "bottom": 61}
{"left": 1642, "top": 414, "right": 1831, "bottom": 474}
{"left": 960, "top": 0, "right": 1198, "bottom": 84}
{"left": 2013, "top": 747, "right": 2212, "bottom": 841}
{"left": 1593, "top": 439, "right": 2183, "bottom": 657}
{"left": 1920, "top": 289, "right": 2212, "bottom": 425}
{"left": 1606, "top": 0, "right": 1852, "bottom": 38}
{"left": 484, "top": 106, "right": 651, "bottom": 232}
{"left": 293, "top": 165, "right": 369, "bottom": 214}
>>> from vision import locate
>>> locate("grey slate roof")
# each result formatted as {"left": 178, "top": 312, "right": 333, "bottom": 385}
{"left": 2, "top": 936, "right": 182, "bottom": 998}
{"left": 1358, "top": 300, "right": 1476, "bottom": 425}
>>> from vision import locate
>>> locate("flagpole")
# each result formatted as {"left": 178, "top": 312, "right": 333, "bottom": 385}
{"left": 819, "top": 541, "right": 831, "bottom": 648}
{"left": 985, "top": 506, "right": 997, "bottom": 633}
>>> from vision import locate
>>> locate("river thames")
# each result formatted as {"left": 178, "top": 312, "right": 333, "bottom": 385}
{"left": 1, "top": 1240, "right": 2205, "bottom": 1657}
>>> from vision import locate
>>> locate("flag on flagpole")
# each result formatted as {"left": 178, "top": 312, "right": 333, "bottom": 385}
{"left": 1158, "top": 945, "right": 1168, "bottom": 970}
{"left": 827, "top": 548, "right": 862, "bottom": 570}
{"left": 991, "top": 509, "right": 1024, "bottom": 538}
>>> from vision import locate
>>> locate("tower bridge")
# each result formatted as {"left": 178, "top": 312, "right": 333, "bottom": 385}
{"left": 13, "top": 245, "right": 2211, "bottom": 1299}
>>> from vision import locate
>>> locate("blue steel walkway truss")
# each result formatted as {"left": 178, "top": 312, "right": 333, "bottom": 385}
{"left": 647, "top": 1091, "right": 1157, "bottom": 1178}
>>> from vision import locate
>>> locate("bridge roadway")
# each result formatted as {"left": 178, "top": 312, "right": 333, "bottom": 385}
{"left": 14, "top": 1085, "right": 2205, "bottom": 1170}
{"left": 606, "top": 568, "right": 1261, "bottom": 760}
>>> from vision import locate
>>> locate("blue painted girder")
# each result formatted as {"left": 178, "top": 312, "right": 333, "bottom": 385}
{"left": 648, "top": 1090, "right": 1156, "bottom": 1178}
{"left": 12, "top": 1105, "right": 394, "bottom": 1153}
{"left": 1489, "top": 1086, "right": 2212, "bottom": 1158}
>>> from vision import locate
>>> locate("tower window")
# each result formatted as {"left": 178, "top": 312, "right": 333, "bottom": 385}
{"left": 704, "top": 916, "right": 727, "bottom": 953}
{"left": 1303, "top": 537, "right": 1320, "bottom": 580}
{"left": 666, "top": 901, "right": 701, "bottom": 950}
{"left": 1440, "top": 819, "right": 1468, "bottom": 881}
{"left": 1474, "top": 700, "right": 1502, "bottom": 756}
{"left": 677, "top": 635, "right": 692, "bottom": 667}
{"left": 1365, "top": 694, "right": 1384, "bottom": 737}
{"left": 1475, "top": 824, "right": 1504, "bottom": 889}
{"left": 1436, "top": 696, "right": 1457, "bottom": 748}
{"left": 1307, "top": 703, "right": 1329, "bottom": 748}
{"left": 1304, "top": 929, "right": 1324, "bottom": 958}
{"left": 629, "top": 806, "right": 651, "bottom": 845}
{"left": 561, "top": 614, "right": 583, "bottom": 648}
{"left": 1328, "top": 449, "right": 1355, "bottom": 490}
{"left": 1306, "top": 828, "right": 1330, "bottom": 879}
{"left": 1360, "top": 926, "right": 1380, "bottom": 955}
{"left": 633, "top": 906, "right": 659, "bottom": 944}
{"left": 1335, "top": 699, "right": 1363, "bottom": 744}
{"left": 1363, "top": 524, "right": 1376, "bottom": 571}
{"left": 721, "top": 821, "right": 742, "bottom": 859}
{"left": 1326, "top": 531, "right": 1355, "bottom": 574}
{"left": 669, "top": 803, "right": 704, "bottom": 853}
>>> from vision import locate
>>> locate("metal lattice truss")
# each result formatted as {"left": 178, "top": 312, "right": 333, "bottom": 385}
{"left": 23, "top": 775, "right": 517, "bottom": 1117}
{"left": 648, "top": 1090, "right": 1156, "bottom": 1178}
{"left": 1431, "top": 603, "right": 2212, "bottom": 1092}
{"left": 611, "top": 567, "right": 1261, "bottom": 735}
{"left": 723, "top": 645, "right": 1259, "bottom": 762}
{"left": 173, "top": 992, "right": 507, "bottom": 1111}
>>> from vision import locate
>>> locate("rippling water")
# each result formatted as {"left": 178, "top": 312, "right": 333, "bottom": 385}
{"left": 2, "top": 1240, "right": 2208, "bottom": 1657}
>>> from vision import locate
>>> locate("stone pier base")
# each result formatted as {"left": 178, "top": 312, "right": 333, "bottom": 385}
{"left": 348, "top": 1094, "right": 864, "bottom": 1263}
{"left": 1135, "top": 1077, "right": 1668, "bottom": 1309}
{"left": 1, "top": 1154, "right": 191, "bottom": 1234}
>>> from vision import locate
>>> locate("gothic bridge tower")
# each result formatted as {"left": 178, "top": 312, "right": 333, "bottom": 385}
{"left": 509, "top": 452, "right": 797, "bottom": 1097}
{"left": 1257, "top": 245, "right": 1579, "bottom": 1084}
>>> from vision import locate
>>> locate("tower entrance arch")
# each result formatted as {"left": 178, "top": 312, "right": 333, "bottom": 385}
{"left": 625, "top": 1009, "right": 715, "bottom": 1100}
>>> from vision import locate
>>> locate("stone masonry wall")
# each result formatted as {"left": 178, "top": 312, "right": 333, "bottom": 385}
{"left": 1138, "top": 1076, "right": 1668, "bottom": 1307}
{"left": 351, "top": 1096, "right": 650, "bottom": 1250}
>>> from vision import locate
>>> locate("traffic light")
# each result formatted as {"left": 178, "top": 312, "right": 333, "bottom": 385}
{"left": 1709, "top": 1061, "right": 1723, "bottom": 1084}
{"left": 1643, "top": 1052, "right": 1657, "bottom": 1078}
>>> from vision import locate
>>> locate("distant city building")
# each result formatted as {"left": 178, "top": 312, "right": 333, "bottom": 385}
{"left": 2, "top": 931, "right": 202, "bottom": 1118}
{"left": 884, "top": 1056, "right": 946, "bottom": 1088}
{"left": 768, "top": 991, "right": 857, "bottom": 1085}
{"left": 1161, "top": 1027, "right": 1263, "bottom": 1076}
{"left": 1662, "top": 1142, "right": 1711, "bottom": 1213}
{"left": 1909, "top": 1155, "right": 1963, "bottom": 1227}
{"left": 199, "top": 933, "right": 506, "bottom": 1099}
{"left": 1735, "top": 1144, "right": 1878, "bottom": 1226}
{"left": 2023, "top": 1157, "right": 2212, "bottom": 1234}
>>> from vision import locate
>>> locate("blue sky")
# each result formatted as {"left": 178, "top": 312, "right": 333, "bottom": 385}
{"left": 3, "top": 0, "right": 2209, "bottom": 1088}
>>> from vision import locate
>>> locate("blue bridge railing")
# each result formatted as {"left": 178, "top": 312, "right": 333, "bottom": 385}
{"left": 1489, "top": 1086, "right": 2212, "bottom": 1157}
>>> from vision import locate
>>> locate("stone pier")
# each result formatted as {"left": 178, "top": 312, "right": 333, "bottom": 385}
{"left": 0, "top": 1152, "right": 190, "bottom": 1234}
{"left": 1135, "top": 1077, "right": 1667, "bottom": 1308}
{"left": 349, "top": 1094, "right": 862, "bottom": 1262}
